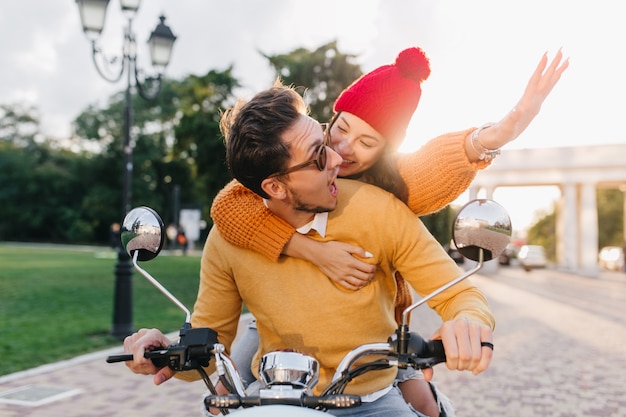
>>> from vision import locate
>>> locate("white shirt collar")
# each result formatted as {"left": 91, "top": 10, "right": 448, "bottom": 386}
{"left": 295, "top": 212, "right": 328, "bottom": 237}
{"left": 263, "top": 199, "right": 328, "bottom": 237}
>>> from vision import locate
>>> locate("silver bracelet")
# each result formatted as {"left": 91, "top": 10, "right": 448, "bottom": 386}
{"left": 470, "top": 123, "right": 501, "bottom": 162}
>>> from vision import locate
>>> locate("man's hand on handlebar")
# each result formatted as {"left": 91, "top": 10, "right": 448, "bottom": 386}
{"left": 123, "top": 328, "right": 176, "bottom": 385}
{"left": 429, "top": 317, "right": 494, "bottom": 376}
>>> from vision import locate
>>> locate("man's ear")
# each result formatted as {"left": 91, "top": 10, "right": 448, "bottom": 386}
{"left": 261, "top": 177, "right": 287, "bottom": 200}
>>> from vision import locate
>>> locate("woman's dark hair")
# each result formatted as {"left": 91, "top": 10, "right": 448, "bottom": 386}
{"left": 361, "top": 150, "right": 408, "bottom": 204}
{"left": 222, "top": 81, "right": 308, "bottom": 198}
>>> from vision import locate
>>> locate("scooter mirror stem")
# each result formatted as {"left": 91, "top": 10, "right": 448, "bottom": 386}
{"left": 131, "top": 251, "right": 192, "bottom": 323}
{"left": 400, "top": 249, "right": 484, "bottom": 328}
{"left": 394, "top": 324, "right": 411, "bottom": 355}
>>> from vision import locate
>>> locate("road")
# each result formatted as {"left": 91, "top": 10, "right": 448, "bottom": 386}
{"left": 411, "top": 266, "right": 626, "bottom": 417}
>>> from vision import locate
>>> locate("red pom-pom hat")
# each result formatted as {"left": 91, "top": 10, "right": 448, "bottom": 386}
{"left": 334, "top": 47, "right": 431, "bottom": 146}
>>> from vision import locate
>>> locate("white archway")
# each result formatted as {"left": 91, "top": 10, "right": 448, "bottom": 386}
{"left": 469, "top": 144, "right": 626, "bottom": 277}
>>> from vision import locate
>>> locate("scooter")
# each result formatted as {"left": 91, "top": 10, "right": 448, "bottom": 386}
{"left": 107, "top": 199, "right": 511, "bottom": 416}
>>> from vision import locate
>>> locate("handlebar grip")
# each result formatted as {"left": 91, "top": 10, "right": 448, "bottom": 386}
{"left": 406, "top": 333, "right": 446, "bottom": 367}
{"left": 106, "top": 354, "right": 134, "bottom": 363}
{"left": 425, "top": 339, "right": 445, "bottom": 359}
{"left": 106, "top": 350, "right": 168, "bottom": 367}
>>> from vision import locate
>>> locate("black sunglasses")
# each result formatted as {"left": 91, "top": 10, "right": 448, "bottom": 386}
{"left": 267, "top": 123, "right": 330, "bottom": 178}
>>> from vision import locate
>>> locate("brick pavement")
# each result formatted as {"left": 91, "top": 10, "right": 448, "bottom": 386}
{"left": 431, "top": 269, "right": 626, "bottom": 417}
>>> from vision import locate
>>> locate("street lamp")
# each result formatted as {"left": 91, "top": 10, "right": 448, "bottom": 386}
{"left": 76, "top": 0, "right": 176, "bottom": 340}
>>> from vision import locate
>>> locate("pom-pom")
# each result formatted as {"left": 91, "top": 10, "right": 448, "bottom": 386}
{"left": 396, "top": 47, "right": 431, "bottom": 82}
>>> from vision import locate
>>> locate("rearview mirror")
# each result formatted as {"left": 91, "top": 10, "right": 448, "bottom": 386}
{"left": 120, "top": 206, "right": 165, "bottom": 261}
{"left": 452, "top": 199, "right": 512, "bottom": 262}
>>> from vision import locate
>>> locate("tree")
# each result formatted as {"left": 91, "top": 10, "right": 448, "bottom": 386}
{"left": 1, "top": 69, "right": 239, "bottom": 244}
{"left": 0, "top": 141, "right": 36, "bottom": 240}
{"left": 264, "top": 40, "right": 362, "bottom": 122}
{"left": 597, "top": 188, "right": 624, "bottom": 248}
{"left": 0, "top": 103, "right": 40, "bottom": 147}
{"left": 0, "top": 139, "right": 95, "bottom": 242}
{"left": 0, "top": 103, "right": 98, "bottom": 242}
{"left": 526, "top": 206, "right": 557, "bottom": 262}
{"left": 171, "top": 68, "right": 240, "bottom": 229}
{"left": 420, "top": 206, "right": 454, "bottom": 246}
{"left": 72, "top": 76, "right": 200, "bottom": 235}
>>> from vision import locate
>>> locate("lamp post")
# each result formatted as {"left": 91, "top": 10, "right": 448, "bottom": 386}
{"left": 76, "top": 0, "right": 176, "bottom": 340}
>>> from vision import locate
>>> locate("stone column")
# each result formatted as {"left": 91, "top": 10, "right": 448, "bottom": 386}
{"left": 559, "top": 182, "right": 579, "bottom": 271}
{"left": 580, "top": 182, "right": 599, "bottom": 277}
{"left": 468, "top": 186, "right": 480, "bottom": 201}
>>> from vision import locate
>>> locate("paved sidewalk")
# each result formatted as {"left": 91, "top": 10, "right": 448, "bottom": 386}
{"left": 0, "top": 334, "right": 222, "bottom": 417}
{"left": 0, "top": 344, "right": 209, "bottom": 417}
{"left": 0, "top": 316, "right": 253, "bottom": 417}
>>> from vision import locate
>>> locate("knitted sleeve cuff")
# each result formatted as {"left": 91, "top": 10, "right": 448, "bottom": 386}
{"left": 397, "top": 128, "right": 490, "bottom": 216}
{"left": 210, "top": 180, "right": 296, "bottom": 261}
{"left": 248, "top": 214, "right": 297, "bottom": 261}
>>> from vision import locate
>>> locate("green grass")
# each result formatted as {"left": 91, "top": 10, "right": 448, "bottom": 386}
{"left": 0, "top": 244, "right": 202, "bottom": 376}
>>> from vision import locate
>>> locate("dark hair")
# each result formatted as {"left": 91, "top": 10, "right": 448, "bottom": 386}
{"left": 222, "top": 82, "right": 308, "bottom": 198}
{"left": 361, "top": 150, "right": 408, "bottom": 204}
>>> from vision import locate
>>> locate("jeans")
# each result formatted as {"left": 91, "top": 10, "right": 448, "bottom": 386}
{"left": 230, "top": 318, "right": 259, "bottom": 387}
{"left": 331, "top": 386, "right": 423, "bottom": 416}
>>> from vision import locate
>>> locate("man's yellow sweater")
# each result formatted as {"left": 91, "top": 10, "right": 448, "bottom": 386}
{"left": 181, "top": 179, "right": 494, "bottom": 396}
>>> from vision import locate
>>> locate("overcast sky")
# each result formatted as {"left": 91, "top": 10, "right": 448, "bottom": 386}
{"left": 1, "top": 0, "right": 624, "bottom": 230}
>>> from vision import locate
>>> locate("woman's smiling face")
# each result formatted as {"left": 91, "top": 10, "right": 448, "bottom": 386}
{"left": 328, "top": 112, "right": 387, "bottom": 178}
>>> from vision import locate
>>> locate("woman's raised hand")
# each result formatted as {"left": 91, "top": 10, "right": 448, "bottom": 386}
{"left": 477, "top": 49, "right": 569, "bottom": 151}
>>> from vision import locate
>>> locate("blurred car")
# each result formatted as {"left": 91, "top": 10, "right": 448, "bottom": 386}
{"left": 518, "top": 245, "right": 547, "bottom": 271}
{"left": 498, "top": 243, "right": 518, "bottom": 266}
{"left": 598, "top": 246, "right": 624, "bottom": 271}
